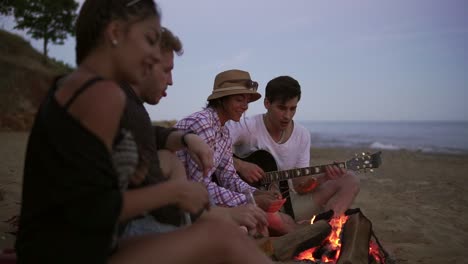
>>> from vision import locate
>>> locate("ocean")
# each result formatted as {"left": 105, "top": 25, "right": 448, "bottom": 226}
{"left": 297, "top": 121, "right": 468, "bottom": 155}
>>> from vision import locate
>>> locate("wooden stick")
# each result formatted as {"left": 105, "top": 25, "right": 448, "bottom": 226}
{"left": 258, "top": 220, "right": 332, "bottom": 261}
{"left": 336, "top": 211, "right": 372, "bottom": 264}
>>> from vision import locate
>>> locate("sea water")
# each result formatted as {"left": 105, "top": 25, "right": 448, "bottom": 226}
{"left": 298, "top": 121, "right": 468, "bottom": 154}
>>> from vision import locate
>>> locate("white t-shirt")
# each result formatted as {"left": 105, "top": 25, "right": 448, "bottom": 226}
{"left": 226, "top": 114, "right": 311, "bottom": 171}
{"left": 227, "top": 114, "right": 318, "bottom": 220}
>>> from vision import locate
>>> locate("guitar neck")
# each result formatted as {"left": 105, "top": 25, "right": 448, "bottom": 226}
{"left": 261, "top": 162, "right": 346, "bottom": 184}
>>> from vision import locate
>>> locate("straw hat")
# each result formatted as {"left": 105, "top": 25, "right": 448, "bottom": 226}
{"left": 207, "top": 69, "right": 261, "bottom": 102}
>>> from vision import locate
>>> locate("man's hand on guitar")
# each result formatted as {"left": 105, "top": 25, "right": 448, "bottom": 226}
{"left": 324, "top": 164, "right": 347, "bottom": 181}
{"left": 234, "top": 158, "right": 265, "bottom": 184}
{"left": 253, "top": 190, "right": 286, "bottom": 213}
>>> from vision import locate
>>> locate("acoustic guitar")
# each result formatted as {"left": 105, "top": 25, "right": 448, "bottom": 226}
{"left": 236, "top": 149, "right": 382, "bottom": 189}
{"left": 236, "top": 150, "right": 382, "bottom": 218}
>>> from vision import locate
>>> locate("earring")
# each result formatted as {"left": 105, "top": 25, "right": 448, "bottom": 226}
{"left": 112, "top": 39, "right": 118, "bottom": 46}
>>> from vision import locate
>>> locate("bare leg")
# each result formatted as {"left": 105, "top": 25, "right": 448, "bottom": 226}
{"left": 291, "top": 172, "right": 360, "bottom": 221}
{"left": 158, "top": 150, "right": 187, "bottom": 181}
{"left": 312, "top": 172, "right": 360, "bottom": 216}
{"left": 110, "top": 217, "right": 273, "bottom": 264}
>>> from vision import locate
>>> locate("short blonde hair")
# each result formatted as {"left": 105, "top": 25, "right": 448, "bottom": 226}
{"left": 160, "top": 27, "right": 183, "bottom": 56}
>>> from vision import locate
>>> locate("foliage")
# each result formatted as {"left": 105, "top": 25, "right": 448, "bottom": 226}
{"left": 12, "top": 0, "right": 78, "bottom": 58}
{"left": 0, "top": 0, "right": 14, "bottom": 16}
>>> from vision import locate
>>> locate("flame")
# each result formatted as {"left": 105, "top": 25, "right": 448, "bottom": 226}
{"left": 295, "top": 215, "right": 348, "bottom": 262}
{"left": 310, "top": 215, "right": 316, "bottom": 224}
{"left": 295, "top": 214, "right": 386, "bottom": 263}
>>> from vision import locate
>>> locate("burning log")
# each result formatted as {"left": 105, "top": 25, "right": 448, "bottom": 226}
{"left": 336, "top": 210, "right": 372, "bottom": 264}
{"left": 295, "top": 208, "right": 388, "bottom": 264}
{"left": 259, "top": 220, "right": 332, "bottom": 261}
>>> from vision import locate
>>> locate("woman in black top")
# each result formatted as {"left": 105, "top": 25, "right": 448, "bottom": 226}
{"left": 15, "top": 0, "right": 273, "bottom": 263}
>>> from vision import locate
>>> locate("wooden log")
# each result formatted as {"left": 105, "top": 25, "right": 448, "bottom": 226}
{"left": 336, "top": 211, "right": 372, "bottom": 264}
{"left": 258, "top": 220, "right": 331, "bottom": 261}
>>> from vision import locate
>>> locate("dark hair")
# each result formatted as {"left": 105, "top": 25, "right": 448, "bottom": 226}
{"left": 265, "top": 76, "right": 301, "bottom": 103}
{"left": 75, "top": 0, "right": 160, "bottom": 64}
{"left": 160, "top": 27, "right": 183, "bottom": 56}
{"left": 206, "top": 98, "right": 223, "bottom": 109}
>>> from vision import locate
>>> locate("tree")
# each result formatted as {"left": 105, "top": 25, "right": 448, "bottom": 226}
{"left": 0, "top": 0, "right": 14, "bottom": 16}
{"left": 13, "top": 0, "right": 78, "bottom": 59}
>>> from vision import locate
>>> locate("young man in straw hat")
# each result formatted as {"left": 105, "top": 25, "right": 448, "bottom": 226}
{"left": 227, "top": 76, "right": 361, "bottom": 222}
{"left": 176, "top": 70, "right": 299, "bottom": 235}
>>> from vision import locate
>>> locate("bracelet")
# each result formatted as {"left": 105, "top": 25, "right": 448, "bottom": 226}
{"left": 181, "top": 130, "right": 196, "bottom": 148}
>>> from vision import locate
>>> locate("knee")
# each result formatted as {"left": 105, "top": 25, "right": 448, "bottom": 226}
{"left": 157, "top": 149, "right": 179, "bottom": 164}
{"left": 344, "top": 171, "right": 360, "bottom": 195}
{"left": 196, "top": 217, "right": 251, "bottom": 249}
{"left": 157, "top": 150, "right": 185, "bottom": 178}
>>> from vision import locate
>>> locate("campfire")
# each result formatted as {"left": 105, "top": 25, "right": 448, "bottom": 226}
{"left": 294, "top": 209, "right": 388, "bottom": 264}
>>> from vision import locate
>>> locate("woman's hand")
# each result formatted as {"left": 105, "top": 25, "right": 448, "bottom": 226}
{"left": 185, "top": 134, "right": 214, "bottom": 177}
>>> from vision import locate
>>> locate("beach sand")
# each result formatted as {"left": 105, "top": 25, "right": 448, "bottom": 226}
{"left": 1, "top": 132, "right": 467, "bottom": 263}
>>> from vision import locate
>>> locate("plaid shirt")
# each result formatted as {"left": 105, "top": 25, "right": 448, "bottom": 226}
{"left": 175, "top": 107, "right": 257, "bottom": 207}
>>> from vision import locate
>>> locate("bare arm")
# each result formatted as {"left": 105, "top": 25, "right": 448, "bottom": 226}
{"left": 233, "top": 157, "right": 265, "bottom": 184}
{"left": 64, "top": 80, "right": 126, "bottom": 151}
{"left": 165, "top": 131, "right": 214, "bottom": 177}
{"left": 164, "top": 130, "right": 189, "bottom": 151}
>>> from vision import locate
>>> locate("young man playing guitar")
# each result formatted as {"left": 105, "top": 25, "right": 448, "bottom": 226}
{"left": 227, "top": 76, "right": 360, "bottom": 221}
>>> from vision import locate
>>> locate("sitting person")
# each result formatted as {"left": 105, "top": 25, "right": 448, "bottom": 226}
{"left": 175, "top": 69, "right": 298, "bottom": 235}
{"left": 121, "top": 27, "right": 267, "bottom": 236}
{"left": 227, "top": 76, "right": 361, "bottom": 221}
{"left": 14, "top": 1, "right": 272, "bottom": 263}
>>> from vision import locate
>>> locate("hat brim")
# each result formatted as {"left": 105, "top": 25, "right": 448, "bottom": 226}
{"left": 207, "top": 86, "right": 261, "bottom": 102}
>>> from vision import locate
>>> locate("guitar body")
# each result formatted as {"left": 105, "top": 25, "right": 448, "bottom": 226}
{"left": 236, "top": 150, "right": 295, "bottom": 218}
{"left": 235, "top": 149, "right": 382, "bottom": 220}
{"left": 236, "top": 150, "right": 278, "bottom": 189}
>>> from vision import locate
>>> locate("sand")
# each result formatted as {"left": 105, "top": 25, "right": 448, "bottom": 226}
{"left": 1, "top": 132, "right": 467, "bottom": 263}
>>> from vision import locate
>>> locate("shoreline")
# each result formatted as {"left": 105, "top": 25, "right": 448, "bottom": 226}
{"left": 1, "top": 132, "right": 467, "bottom": 263}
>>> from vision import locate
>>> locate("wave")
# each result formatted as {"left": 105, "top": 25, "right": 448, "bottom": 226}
{"left": 306, "top": 121, "right": 468, "bottom": 155}
{"left": 369, "top": 142, "right": 400, "bottom": 150}
{"left": 368, "top": 141, "right": 467, "bottom": 154}
{"left": 312, "top": 136, "right": 468, "bottom": 155}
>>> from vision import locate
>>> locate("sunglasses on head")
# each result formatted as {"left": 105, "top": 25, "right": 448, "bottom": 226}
{"left": 219, "top": 79, "right": 259, "bottom": 91}
{"left": 126, "top": 0, "right": 142, "bottom": 7}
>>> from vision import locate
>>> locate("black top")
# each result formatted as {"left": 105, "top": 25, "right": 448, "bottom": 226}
{"left": 119, "top": 83, "right": 182, "bottom": 225}
{"left": 16, "top": 77, "right": 123, "bottom": 263}
{"left": 119, "top": 83, "right": 175, "bottom": 186}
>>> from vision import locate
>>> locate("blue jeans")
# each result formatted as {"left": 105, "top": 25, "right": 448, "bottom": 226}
{"left": 122, "top": 214, "right": 178, "bottom": 238}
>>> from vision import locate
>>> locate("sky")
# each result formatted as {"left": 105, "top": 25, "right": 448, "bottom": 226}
{"left": 2, "top": 0, "right": 468, "bottom": 122}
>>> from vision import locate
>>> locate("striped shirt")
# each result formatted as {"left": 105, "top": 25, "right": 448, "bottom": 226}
{"left": 175, "top": 107, "right": 257, "bottom": 207}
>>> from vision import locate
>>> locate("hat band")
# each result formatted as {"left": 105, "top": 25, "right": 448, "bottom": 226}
{"left": 212, "top": 86, "right": 256, "bottom": 93}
